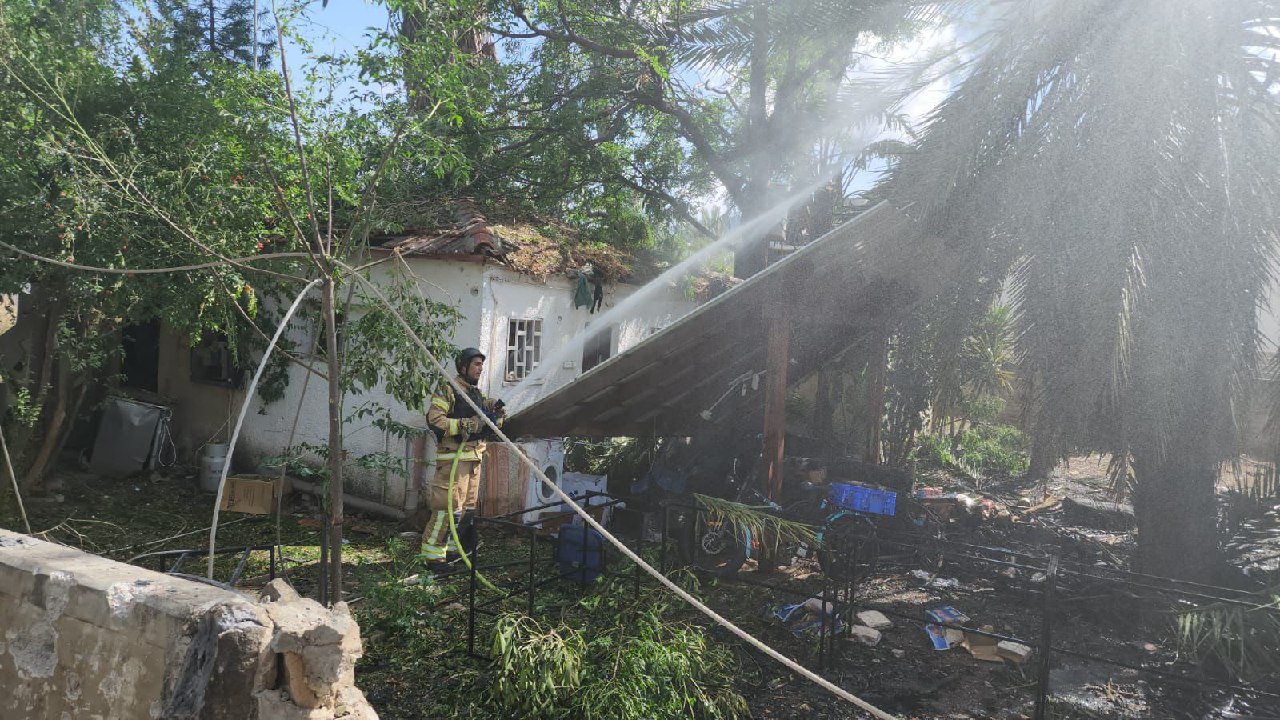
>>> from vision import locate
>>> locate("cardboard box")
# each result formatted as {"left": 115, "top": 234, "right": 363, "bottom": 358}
{"left": 220, "top": 475, "right": 277, "bottom": 515}
{"left": 962, "top": 625, "right": 1004, "bottom": 663}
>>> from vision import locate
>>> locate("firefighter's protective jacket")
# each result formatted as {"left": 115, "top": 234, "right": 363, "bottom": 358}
{"left": 427, "top": 375, "right": 502, "bottom": 462}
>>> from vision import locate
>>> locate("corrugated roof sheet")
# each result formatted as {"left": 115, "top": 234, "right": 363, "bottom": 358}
{"left": 504, "top": 202, "right": 955, "bottom": 437}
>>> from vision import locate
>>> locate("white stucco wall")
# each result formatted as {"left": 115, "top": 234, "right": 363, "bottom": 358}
{"left": 484, "top": 270, "right": 693, "bottom": 413}
{"left": 227, "top": 256, "right": 694, "bottom": 508}
{"left": 231, "top": 258, "right": 484, "bottom": 506}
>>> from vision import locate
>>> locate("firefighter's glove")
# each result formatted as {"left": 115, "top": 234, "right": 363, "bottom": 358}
{"left": 460, "top": 417, "right": 483, "bottom": 436}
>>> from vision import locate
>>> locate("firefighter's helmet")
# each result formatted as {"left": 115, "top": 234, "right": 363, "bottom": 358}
{"left": 455, "top": 347, "right": 485, "bottom": 374}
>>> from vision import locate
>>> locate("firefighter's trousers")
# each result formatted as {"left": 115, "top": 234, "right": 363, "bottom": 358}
{"left": 420, "top": 459, "right": 481, "bottom": 561}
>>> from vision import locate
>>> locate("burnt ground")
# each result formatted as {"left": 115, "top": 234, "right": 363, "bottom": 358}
{"left": 5, "top": 456, "right": 1280, "bottom": 719}
{"left": 706, "top": 456, "right": 1280, "bottom": 720}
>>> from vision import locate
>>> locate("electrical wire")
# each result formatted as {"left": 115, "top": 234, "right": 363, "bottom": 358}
{"left": 0, "top": 239, "right": 313, "bottom": 276}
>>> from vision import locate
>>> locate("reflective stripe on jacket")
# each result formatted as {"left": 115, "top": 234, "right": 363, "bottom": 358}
{"left": 427, "top": 375, "right": 499, "bottom": 460}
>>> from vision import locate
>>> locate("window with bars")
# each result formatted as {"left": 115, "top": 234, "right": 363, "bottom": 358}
{"left": 505, "top": 318, "right": 542, "bottom": 381}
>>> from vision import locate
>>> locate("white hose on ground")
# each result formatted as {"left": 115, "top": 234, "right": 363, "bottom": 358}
{"left": 345, "top": 268, "right": 901, "bottom": 720}
{"left": 207, "top": 279, "right": 322, "bottom": 579}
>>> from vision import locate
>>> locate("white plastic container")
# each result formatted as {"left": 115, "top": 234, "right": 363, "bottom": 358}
{"left": 199, "top": 443, "right": 229, "bottom": 493}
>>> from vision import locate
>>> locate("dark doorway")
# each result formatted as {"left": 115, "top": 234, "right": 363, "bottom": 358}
{"left": 121, "top": 321, "right": 160, "bottom": 391}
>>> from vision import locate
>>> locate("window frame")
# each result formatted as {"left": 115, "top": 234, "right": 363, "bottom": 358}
{"left": 189, "top": 330, "right": 243, "bottom": 388}
{"left": 581, "top": 324, "right": 614, "bottom": 373}
{"left": 505, "top": 317, "right": 543, "bottom": 382}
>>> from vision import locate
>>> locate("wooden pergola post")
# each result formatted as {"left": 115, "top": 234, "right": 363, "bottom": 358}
{"left": 763, "top": 303, "right": 789, "bottom": 500}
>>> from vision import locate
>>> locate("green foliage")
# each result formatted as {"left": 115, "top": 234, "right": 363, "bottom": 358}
{"left": 2, "top": 386, "right": 40, "bottom": 428}
{"left": 261, "top": 442, "right": 329, "bottom": 481}
{"left": 929, "top": 302, "right": 1017, "bottom": 431}
{"left": 914, "top": 423, "right": 1029, "bottom": 479}
{"left": 563, "top": 437, "right": 657, "bottom": 489}
{"left": 341, "top": 265, "right": 461, "bottom": 411}
{"left": 489, "top": 580, "right": 748, "bottom": 720}
{"left": 154, "top": 0, "right": 275, "bottom": 68}
{"left": 1177, "top": 590, "right": 1280, "bottom": 683}
{"left": 873, "top": 300, "right": 1017, "bottom": 464}
{"left": 490, "top": 615, "right": 586, "bottom": 718}
{"left": 358, "top": 537, "right": 448, "bottom": 636}
{"left": 0, "top": 0, "right": 473, "bottom": 486}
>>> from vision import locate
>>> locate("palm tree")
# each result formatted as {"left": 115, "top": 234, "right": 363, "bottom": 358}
{"left": 890, "top": 0, "right": 1280, "bottom": 582}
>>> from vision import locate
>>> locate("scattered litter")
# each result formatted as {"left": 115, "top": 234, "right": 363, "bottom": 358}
{"left": 925, "top": 624, "right": 951, "bottom": 650}
{"left": 998, "top": 566, "right": 1018, "bottom": 579}
{"left": 771, "top": 602, "right": 806, "bottom": 623}
{"left": 945, "top": 627, "right": 965, "bottom": 647}
{"left": 997, "top": 640, "right": 1033, "bottom": 663}
{"left": 850, "top": 625, "right": 882, "bottom": 646}
{"left": 962, "top": 626, "right": 1004, "bottom": 663}
{"left": 768, "top": 602, "right": 842, "bottom": 638}
{"left": 926, "top": 606, "right": 970, "bottom": 625}
{"left": 1030, "top": 572, "right": 1048, "bottom": 583}
{"left": 911, "top": 569, "right": 962, "bottom": 589}
{"left": 857, "top": 610, "right": 893, "bottom": 630}
{"left": 891, "top": 648, "right": 906, "bottom": 659}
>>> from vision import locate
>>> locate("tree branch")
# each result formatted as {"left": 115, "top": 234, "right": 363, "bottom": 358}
{"left": 512, "top": 3, "right": 641, "bottom": 61}
{"left": 616, "top": 173, "right": 715, "bottom": 239}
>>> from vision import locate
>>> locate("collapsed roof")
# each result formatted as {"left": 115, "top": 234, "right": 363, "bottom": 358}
{"left": 505, "top": 201, "right": 953, "bottom": 437}
{"left": 372, "top": 198, "right": 659, "bottom": 283}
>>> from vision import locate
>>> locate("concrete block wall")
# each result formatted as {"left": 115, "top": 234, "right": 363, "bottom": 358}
{"left": 0, "top": 530, "right": 377, "bottom": 719}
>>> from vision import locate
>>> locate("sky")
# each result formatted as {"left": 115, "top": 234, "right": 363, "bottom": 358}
{"left": 288, "top": 1, "right": 388, "bottom": 57}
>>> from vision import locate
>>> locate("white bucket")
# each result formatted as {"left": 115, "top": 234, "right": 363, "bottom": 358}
{"left": 199, "top": 443, "right": 229, "bottom": 493}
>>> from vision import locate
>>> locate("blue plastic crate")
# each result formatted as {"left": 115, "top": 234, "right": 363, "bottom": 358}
{"left": 829, "top": 482, "right": 897, "bottom": 516}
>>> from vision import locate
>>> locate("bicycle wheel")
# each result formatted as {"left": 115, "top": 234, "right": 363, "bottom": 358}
{"left": 818, "top": 513, "right": 879, "bottom": 582}
{"left": 682, "top": 513, "right": 748, "bottom": 577}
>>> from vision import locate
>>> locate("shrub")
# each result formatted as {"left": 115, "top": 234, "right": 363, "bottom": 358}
{"left": 1177, "top": 591, "right": 1280, "bottom": 683}
{"left": 914, "top": 423, "right": 1029, "bottom": 479}
{"left": 489, "top": 581, "right": 747, "bottom": 720}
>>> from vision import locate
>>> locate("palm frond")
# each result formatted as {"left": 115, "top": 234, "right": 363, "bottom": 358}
{"left": 693, "top": 493, "right": 817, "bottom": 553}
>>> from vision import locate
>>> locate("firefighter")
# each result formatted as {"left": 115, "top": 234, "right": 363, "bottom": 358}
{"left": 420, "top": 347, "right": 504, "bottom": 570}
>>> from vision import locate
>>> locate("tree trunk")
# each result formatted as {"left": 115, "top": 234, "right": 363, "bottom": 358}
{"left": 733, "top": 0, "right": 776, "bottom": 281}
{"left": 322, "top": 275, "right": 345, "bottom": 604}
{"left": 21, "top": 353, "right": 68, "bottom": 490}
{"left": 207, "top": 0, "right": 216, "bottom": 55}
{"left": 865, "top": 335, "right": 888, "bottom": 464}
{"left": 762, "top": 309, "right": 789, "bottom": 501}
{"left": 813, "top": 367, "right": 836, "bottom": 439}
{"left": 1131, "top": 450, "right": 1221, "bottom": 583}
